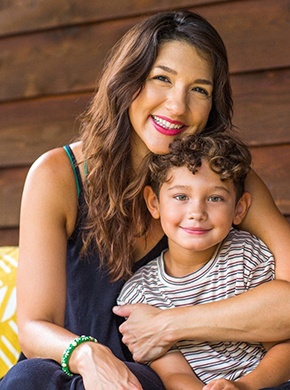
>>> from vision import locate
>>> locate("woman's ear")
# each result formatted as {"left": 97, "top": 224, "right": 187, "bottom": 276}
{"left": 233, "top": 191, "right": 252, "bottom": 225}
{"left": 143, "top": 185, "right": 160, "bottom": 219}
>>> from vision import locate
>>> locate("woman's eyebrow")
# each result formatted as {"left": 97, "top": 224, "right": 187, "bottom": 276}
{"left": 195, "top": 79, "right": 213, "bottom": 86}
{"left": 154, "top": 65, "right": 213, "bottom": 86}
{"left": 155, "top": 65, "right": 177, "bottom": 74}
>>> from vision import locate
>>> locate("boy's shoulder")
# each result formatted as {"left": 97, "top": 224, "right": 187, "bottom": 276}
{"left": 223, "top": 228, "right": 273, "bottom": 261}
{"left": 130, "top": 252, "right": 163, "bottom": 282}
{"left": 227, "top": 228, "right": 267, "bottom": 246}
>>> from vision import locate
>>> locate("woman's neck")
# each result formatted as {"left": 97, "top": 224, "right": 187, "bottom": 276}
{"left": 132, "top": 218, "right": 164, "bottom": 262}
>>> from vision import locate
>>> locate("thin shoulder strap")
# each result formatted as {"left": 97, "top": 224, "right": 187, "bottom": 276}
{"left": 63, "top": 145, "right": 82, "bottom": 197}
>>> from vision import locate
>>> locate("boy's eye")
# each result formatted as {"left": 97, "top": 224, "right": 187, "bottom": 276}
{"left": 208, "top": 196, "right": 223, "bottom": 202}
{"left": 174, "top": 194, "right": 188, "bottom": 201}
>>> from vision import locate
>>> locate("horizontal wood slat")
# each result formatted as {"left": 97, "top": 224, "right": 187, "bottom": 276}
{"left": 0, "top": 94, "right": 91, "bottom": 167}
{"left": 250, "top": 144, "right": 290, "bottom": 215}
{"left": 0, "top": 228, "right": 19, "bottom": 247}
{"left": 232, "top": 68, "right": 290, "bottom": 146}
{"left": 1, "top": 146, "right": 289, "bottom": 230}
{"left": 0, "top": 0, "right": 222, "bottom": 37}
{"left": 0, "top": 19, "right": 134, "bottom": 102}
{"left": 204, "top": 0, "right": 290, "bottom": 73}
{"left": 0, "top": 0, "right": 289, "bottom": 244}
{"left": 1, "top": 67, "right": 289, "bottom": 168}
{"left": 1, "top": 0, "right": 289, "bottom": 102}
{"left": 0, "top": 167, "right": 29, "bottom": 227}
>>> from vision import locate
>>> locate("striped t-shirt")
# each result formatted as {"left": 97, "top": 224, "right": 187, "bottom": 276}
{"left": 117, "top": 228, "right": 275, "bottom": 383}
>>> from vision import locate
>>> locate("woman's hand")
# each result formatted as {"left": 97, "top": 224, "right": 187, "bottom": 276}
{"left": 70, "top": 341, "right": 142, "bottom": 390}
{"left": 113, "top": 304, "right": 175, "bottom": 363}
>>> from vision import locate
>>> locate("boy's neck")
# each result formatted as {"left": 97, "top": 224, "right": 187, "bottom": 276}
{"left": 163, "top": 243, "right": 219, "bottom": 278}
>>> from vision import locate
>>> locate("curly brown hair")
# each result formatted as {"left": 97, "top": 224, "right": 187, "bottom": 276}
{"left": 80, "top": 10, "right": 234, "bottom": 281}
{"left": 147, "top": 133, "right": 252, "bottom": 202}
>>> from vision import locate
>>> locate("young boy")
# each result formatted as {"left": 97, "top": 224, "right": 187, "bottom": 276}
{"left": 117, "top": 133, "right": 290, "bottom": 390}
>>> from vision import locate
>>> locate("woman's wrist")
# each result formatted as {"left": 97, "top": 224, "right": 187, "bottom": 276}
{"left": 62, "top": 335, "right": 99, "bottom": 376}
{"left": 162, "top": 307, "right": 191, "bottom": 344}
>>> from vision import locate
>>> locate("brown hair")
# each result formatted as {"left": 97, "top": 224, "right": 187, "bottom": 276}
{"left": 148, "top": 133, "right": 252, "bottom": 202}
{"left": 80, "top": 10, "right": 234, "bottom": 280}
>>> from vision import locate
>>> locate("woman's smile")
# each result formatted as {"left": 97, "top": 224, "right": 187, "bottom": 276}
{"left": 129, "top": 40, "right": 213, "bottom": 158}
{"left": 150, "top": 115, "right": 187, "bottom": 135}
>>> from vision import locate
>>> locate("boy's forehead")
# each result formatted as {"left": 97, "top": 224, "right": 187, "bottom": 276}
{"left": 164, "top": 163, "right": 233, "bottom": 188}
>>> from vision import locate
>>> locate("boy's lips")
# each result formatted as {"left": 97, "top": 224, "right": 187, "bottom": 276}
{"left": 181, "top": 227, "right": 210, "bottom": 235}
{"left": 150, "top": 115, "right": 186, "bottom": 136}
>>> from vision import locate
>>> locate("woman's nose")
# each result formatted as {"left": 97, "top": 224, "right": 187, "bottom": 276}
{"left": 165, "top": 87, "right": 188, "bottom": 116}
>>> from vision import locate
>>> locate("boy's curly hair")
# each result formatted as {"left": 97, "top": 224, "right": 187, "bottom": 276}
{"left": 148, "top": 133, "right": 252, "bottom": 202}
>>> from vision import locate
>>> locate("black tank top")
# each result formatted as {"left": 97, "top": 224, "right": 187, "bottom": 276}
{"left": 63, "top": 145, "right": 168, "bottom": 361}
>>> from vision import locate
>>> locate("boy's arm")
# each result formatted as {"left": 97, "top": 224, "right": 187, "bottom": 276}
{"left": 236, "top": 341, "right": 290, "bottom": 389}
{"left": 202, "top": 342, "right": 290, "bottom": 390}
{"left": 150, "top": 350, "right": 204, "bottom": 390}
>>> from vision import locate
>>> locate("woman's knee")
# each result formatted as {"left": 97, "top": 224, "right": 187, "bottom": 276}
{"left": 0, "top": 358, "right": 74, "bottom": 390}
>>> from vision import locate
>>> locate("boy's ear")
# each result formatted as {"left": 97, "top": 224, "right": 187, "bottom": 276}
{"left": 143, "top": 186, "right": 160, "bottom": 219}
{"left": 233, "top": 191, "right": 252, "bottom": 225}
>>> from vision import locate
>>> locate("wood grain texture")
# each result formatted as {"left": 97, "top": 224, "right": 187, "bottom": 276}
{"left": 0, "top": 167, "right": 29, "bottom": 227}
{"left": 0, "top": 0, "right": 225, "bottom": 36}
{"left": 1, "top": 145, "right": 289, "bottom": 229}
{"left": 0, "top": 228, "right": 19, "bottom": 246}
{"left": 232, "top": 68, "right": 290, "bottom": 146}
{"left": 0, "top": 0, "right": 289, "bottom": 241}
{"left": 201, "top": 0, "right": 290, "bottom": 73}
{"left": 1, "top": 0, "right": 289, "bottom": 102}
{"left": 250, "top": 144, "right": 290, "bottom": 215}
{"left": 0, "top": 93, "right": 91, "bottom": 167}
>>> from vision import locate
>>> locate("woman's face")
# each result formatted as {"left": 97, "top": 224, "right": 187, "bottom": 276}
{"left": 129, "top": 40, "right": 214, "bottom": 160}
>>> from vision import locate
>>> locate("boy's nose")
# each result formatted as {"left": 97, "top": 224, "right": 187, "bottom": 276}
{"left": 188, "top": 201, "right": 207, "bottom": 220}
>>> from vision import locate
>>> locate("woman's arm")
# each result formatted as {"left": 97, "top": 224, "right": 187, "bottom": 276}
{"left": 114, "top": 280, "right": 290, "bottom": 363}
{"left": 241, "top": 170, "right": 290, "bottom": 280}
{"left": 114, "top": 170, "right": 290, "bottom": 363}
{"left": 17, "top": 147, "right": 142, "bottom": 389}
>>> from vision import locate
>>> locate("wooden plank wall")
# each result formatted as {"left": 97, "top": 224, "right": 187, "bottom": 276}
{"left": 0, "top": 0, "right": 289, "bottom": 245}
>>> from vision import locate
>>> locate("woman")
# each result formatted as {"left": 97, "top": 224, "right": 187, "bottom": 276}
{"left": 1, "top": 10, "right": 290, "bottom": 390}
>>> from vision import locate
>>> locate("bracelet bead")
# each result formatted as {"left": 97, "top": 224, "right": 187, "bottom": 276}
{"left": 61, "top": 335, "right": 98, "bottom": 376}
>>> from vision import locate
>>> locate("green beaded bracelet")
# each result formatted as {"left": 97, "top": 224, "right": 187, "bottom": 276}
{"left": 61, "top": 335, "right": 98, "bottom": 376}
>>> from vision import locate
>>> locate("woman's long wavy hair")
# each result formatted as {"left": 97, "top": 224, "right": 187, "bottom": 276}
{"left": 80, "top": 10, "right": 233, "bottom": 281}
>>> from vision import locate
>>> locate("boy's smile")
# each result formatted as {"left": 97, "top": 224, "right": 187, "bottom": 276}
{"left": 145, "top": 161, "right": 249, "bottom": 276}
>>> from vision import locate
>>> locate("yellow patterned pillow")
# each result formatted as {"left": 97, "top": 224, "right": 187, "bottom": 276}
{"left": 0, "top": 247, "right": 21, "bottom": 377}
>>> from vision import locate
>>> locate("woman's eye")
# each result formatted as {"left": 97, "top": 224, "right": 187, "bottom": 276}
{"left": 153, "top": 75, "right": 170, "bottom": 83}
{"left": 193, "top": 86, "right": 209, "bottom": 96}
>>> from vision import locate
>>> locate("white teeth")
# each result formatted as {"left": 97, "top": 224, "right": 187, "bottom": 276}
{"left": 152, "top": 115, "right": 183, "bottom": 130}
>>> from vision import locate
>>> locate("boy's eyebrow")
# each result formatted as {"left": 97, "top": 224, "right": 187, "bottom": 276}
{"left": 213, "top": 186, "right": 231, "bottom": 194}
{"left": 167, "top": 184, "right": 231, "bottom": 194}
{"left": 167, "top": 184, "right": 190, "bottom": 191}
{"left": 154, "top": 65, "right": 213, "bottom": 86}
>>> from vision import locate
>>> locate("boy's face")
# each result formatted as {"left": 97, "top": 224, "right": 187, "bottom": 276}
{"left": 146, "top": 162, "right": 248, "bottom": 260}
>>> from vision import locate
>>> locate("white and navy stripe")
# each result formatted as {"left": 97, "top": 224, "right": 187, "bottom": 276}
{"left": 118, "top": 228, "right": 275, "bottom": 383}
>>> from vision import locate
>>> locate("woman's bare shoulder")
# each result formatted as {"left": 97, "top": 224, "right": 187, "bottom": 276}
{"left": 22, "top": 142, "right": 83, "bottom": 236}
{"left": 27, "top": 141, "right": 82, "bottom": 186}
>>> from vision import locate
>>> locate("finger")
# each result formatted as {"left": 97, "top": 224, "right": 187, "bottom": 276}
{"left": 113, "top": 304, "right": 135, "bottom": 318}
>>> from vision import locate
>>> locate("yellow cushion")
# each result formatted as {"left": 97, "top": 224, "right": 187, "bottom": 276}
{"left": 0, "top": 247, "right": 21, "bottom": 377}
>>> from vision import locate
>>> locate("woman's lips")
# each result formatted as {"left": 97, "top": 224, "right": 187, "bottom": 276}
{"left": 150, "top": 115, "right": 186, "bottom": 136}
